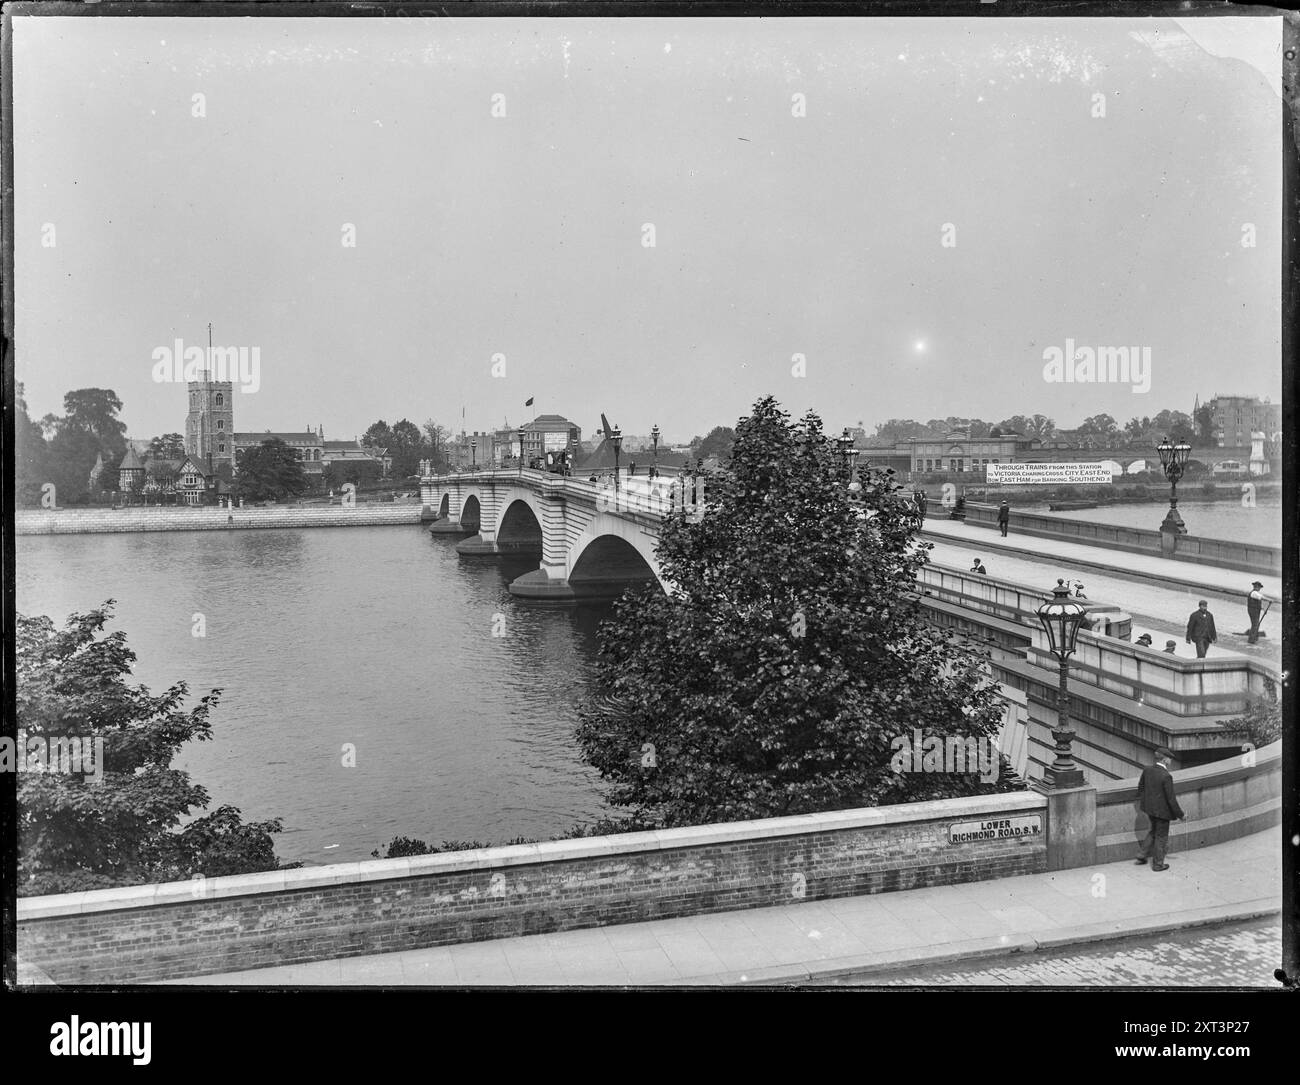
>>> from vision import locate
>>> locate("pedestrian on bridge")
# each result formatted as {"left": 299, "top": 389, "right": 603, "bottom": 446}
{"left": 997, "top": 500, "right": 1010, "bottom": 537}
{"left": 1185, "top": 600, "right": 1217, "bottom": 658}
{"left": 1135, "top": 747, "right": 1185, "bottom": 872}
{"left": 1246, "top": 581, "right": 1264, "bottom": 644}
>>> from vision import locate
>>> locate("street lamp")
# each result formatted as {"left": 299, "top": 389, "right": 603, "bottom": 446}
{"left": 517, "top": 427, "right": 525, "bottom": 475}
{"left": 1155, "top": 436, "right": 1192, "bottom": 535}
{"left": 610, "top": 426, "right": 623, "bottom": 492}
{"left": 837, "top": 428, "right": 860, "bottom": 488}
{"left": 471, "top": 438, "right": 477, "bottom": 470}
{"left": 1035, "top": 578, "right": 1089, "bottom": 789}
{"left": 650, "top": 423, "right": 660, "bottom": 478}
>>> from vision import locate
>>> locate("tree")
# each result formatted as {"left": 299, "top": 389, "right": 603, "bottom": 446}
{"left": 575, "top": 396, "right": 1019, "bottom": 829}
{"left": 423, "top": 420, "right": 450, "bottom": 470}
{"left": 873, "top": 418, "right": 932, "bottom": 443}
{"left": 1026, "top": 414, "right": 1056, "bottom": 440}
{"left": 691, "top": 426, "right": 736, "bottom": 461}
{"left": 322, "top": 460, "right": 383, "bottom": 490}
{"left": 1194, "top": 403, "right": 1214, "bottom": 444}
{"left": 148, "top": 433, "right": 186, "bottom": 459}
{"left": 362, "top": 420, "right": 393, "bottom": 450}
{"left": 1076, "top": 413, "right": 1119, "bottom": 440}
{"left": 14, "top": 381, "right": 51, "bottom": 506}
{"left": 995, "top": 415, "right": 1031, "bottom": 437}
{"left": 37, "top": 388, "right": 131, "bottom": 506}
{"left": 387, "top": 418, "right": 425, "bottom": 478}
{"left": 15, "top": 604, "right": 290, "bottom": 894}
{"left": 234, "top": 438, "right": 308, "bottom": 502}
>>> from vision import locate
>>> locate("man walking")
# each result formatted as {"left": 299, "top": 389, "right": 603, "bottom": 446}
{"left": 1246, "top": 581, "right": 1264, "bottom": 644}
{"left": 1135, "top": 747, "right": 1185, "bottom": 871}
{"left": 1185, "top": 599, "right": 1217, "bottom": 658}
{"left": 997, "top": 500, "right": 1010, "bottom": 537}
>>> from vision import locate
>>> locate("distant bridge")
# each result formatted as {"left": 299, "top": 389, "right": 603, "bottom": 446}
{"left": 419, "top": 469, "right": 700, "bottom": 601}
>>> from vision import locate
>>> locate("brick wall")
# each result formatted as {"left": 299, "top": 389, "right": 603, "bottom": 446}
{"left": 15, "top": 505, "right": 423, "bottom": 535}
{"left": 18, "top": 793, "right": 1046, "bottom": 983}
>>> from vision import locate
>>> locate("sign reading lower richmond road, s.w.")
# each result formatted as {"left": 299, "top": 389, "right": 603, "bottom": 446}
{"left": 948, "top": 815, "right": 1042, "bottom": 844}
{"left": 985, "top": 462, "right": 1112, "bottom": 485}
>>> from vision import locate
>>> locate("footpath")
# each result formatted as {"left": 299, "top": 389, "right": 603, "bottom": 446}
{"left": 920, "top": 518, "right": 1282, "bottom": 600}
{"left": 169, "top": 829, "right": 1279, "bottom": 987}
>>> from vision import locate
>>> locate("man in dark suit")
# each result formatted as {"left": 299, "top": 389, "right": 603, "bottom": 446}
{"left": 1135, "top": 747, "right": 1185, "bottom": 871}
{"left": 997, "top": 500, "right": 1010, "bottom": 537}
{"left": 1185, "top": 600, "right": 1217, "bottom": 658}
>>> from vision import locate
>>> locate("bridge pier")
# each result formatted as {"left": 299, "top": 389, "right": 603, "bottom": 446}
{"left": 429, "top": 517, "right": 473, "bottom": 535}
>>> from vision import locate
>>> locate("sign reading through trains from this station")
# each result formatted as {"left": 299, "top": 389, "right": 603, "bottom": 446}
{"left": 948, "top": 815, "right": 1042, "bottom": 844}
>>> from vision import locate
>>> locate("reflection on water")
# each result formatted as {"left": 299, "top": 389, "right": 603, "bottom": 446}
{"left": 15, "top": 526, "right": 610, "bottom": 865}
{"left": 1017, "top": 498, "right": 1280, "bottom": 547}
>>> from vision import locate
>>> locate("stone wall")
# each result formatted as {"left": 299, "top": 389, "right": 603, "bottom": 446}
{"left": 958, "top": 503, "right": 1280, "bottom": 575}
{"left": 18, "top": 792, "right": 1047, "bottom": 983}
{"left": 1094, "top": 740, "right": 1281, "bottom": 863}
{"left": 15, "top": 505, "right": 424, "bottom": 535}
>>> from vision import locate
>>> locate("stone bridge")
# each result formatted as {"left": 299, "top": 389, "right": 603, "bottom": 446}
{"left": 420, "top": 469, "right": 697, "bottom": 601}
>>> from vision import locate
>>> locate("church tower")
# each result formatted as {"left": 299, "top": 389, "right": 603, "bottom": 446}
{"left": 184, "top": 324, "right": 234, "bottom": 471}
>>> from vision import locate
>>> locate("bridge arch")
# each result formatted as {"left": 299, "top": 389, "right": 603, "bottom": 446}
{"left": 437, "top": 493, "right": 449, "bottom": 518}
{"left": 460, "top": 493, "right": 481, "bottom": 530}
{"left": 567, "top": 512, "right": 664, "bottom": 595}
{"left": 495, "top": 496, "right": 545, "bottom": 553}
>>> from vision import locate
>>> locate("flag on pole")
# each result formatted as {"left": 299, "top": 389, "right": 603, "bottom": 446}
{"left": 525, "top": 397, "right": 534, "bottom": 407}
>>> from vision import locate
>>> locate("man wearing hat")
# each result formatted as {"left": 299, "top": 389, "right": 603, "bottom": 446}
{"left": 1185, "top": 599, "right": 1217, "bottom": 658}
{"left": 1246, "top": 582, "right": 1265, "bottom": 644}
{"left": 1163, "top": 640, "right": 1178, "bottom": 654}
{"left": 1135, "top": 747, "right": 1184, "bottom": 871}
{"left": 1134, "top": 633, "right": 1154, "bottom": 648}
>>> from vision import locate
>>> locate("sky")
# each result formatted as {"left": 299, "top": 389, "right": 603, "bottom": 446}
{"left": 13, "top": 14, "right": 1284, "bottom": 445}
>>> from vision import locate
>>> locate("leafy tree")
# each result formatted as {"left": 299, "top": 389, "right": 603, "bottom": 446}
{"left": 234, "top": 438, "right": 308, "bottom": 502}
{"left": 1076, "top": 413, "right": 1119, "bottom": 440}
{"left": 322, "top": 459, "right": 383, "bottom": 490}
{"left": 576, "top": 396, "right": 1020, "bottom": 829}
{"left": 34, "top": 388, "right": 131, "bottom": 506}
{"left": 691, "top": 425, "right": 736, "bottom": 461}
{"left": 1026, "top": 414, "right": 1056, "bottom": 440}
{"left": 387, "top": 418, "right": 425, "bottom": 478}
{"left": 15, "top": 381, "right": 51, "bottom": 506}
{"left": 1194, "top": 403, "right": 1214, "bottom": 444}
{"left": 16, "top": 604, "right": 290, "bottom": 894}
{"left": 994, "top": 415, "right": 1030, "bottom": 436}
{"left": 148, "top": 433, "right": 186, "bottom": 459}
{"left": 873, "top": 418, "right": 932, "bottom": 443}
{"left": 422, "top": 420, "right": 450, "bottom": 469}
{"left": 362, "top": 420, "right": 393, "bottom": 450}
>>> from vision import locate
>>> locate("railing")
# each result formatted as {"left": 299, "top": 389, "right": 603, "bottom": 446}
{"left": 422, "top": 468, "right": 705, "bottom": 521}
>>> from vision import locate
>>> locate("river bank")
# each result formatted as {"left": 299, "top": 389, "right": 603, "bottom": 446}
{"left": 15, "top": 503, "right": 427, "bottom": 535}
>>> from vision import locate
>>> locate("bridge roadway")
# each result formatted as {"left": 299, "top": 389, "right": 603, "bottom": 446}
{"left": 920, "top": 520, "right": 1281, "bottom": 663}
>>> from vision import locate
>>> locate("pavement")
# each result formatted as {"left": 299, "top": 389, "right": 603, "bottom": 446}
{"left": 920, "top": 520, "right": 1281, "bottom": 661}
{"left": 168, "top": 828, "right": 1280, "bottom": 987}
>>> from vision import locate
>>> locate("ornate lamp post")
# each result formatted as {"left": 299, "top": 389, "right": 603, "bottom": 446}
{"left": 837, "top": 428, "right": 861, "bottom": 489}
{"left": 650, "top": 423, "right": 660, "bottom": 478}
{"left": 1035, "top": 579, "right": 1089, "bottom": 789}
{"left": 1155, "top": 435, "right": 1192, "bottom": 535}
{"left": 610, "top": 426, "right": 623, "bottom": 492}
{"left": 470, "top": 437, "right": 477, "bottom": 470}
{"left": 517, "top": 427, "right": 525, "bottom": 475}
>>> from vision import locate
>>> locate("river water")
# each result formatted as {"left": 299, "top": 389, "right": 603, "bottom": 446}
{"left": 1014, "top": 498, "right": 1281, "bottom": 547}
{"left": 15, "top": 525, "right": 609, "bottom": 867}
